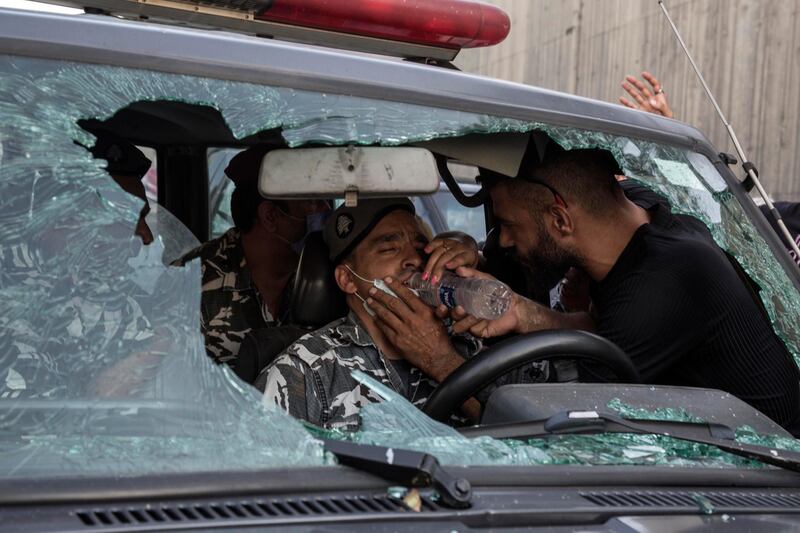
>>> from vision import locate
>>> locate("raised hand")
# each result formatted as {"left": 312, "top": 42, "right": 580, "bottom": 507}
{"left": 620, "top": 71, "right": 674, "bottom": 119}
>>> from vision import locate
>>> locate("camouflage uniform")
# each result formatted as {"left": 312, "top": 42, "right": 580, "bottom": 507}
{"left": 1, "top": 240, "right": 63, "bottom": 399}
{"left": 261, "top": 312, "right": 549, "bottom": 430}
{"left": 1, "top": 235, "right": 188, "bottom": 400}
{"left": 176, "top": 228, "right": 276, "bottom": 367}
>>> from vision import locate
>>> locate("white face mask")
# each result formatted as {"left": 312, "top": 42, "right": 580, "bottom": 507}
{"left": 344, "top": 265, "right": 418, "bottom": 317}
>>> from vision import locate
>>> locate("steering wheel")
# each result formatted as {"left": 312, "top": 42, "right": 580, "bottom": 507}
{"left": 422, "top": 330, "right": 641, "bottom": 422}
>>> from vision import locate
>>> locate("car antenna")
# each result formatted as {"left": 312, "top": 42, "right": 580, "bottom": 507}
{"left": 657, "top": 0, "right": 800, "bottom": 263}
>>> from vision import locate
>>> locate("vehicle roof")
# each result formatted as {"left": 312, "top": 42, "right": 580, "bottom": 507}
{"left": 0, "top": 8, "right": 716, "bottom": 157}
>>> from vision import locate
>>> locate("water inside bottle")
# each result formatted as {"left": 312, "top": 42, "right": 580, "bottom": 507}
{"left": 406, "top": 272, "right": 512, "bottom": 320}
{"left": 478, "top": 280, "right": 512, "bottom": 319}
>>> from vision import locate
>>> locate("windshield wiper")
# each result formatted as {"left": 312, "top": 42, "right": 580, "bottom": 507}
{"left": 462, "top": 410, "right": 800, "bottom": 474}
{"left": 322, "top": 439, "right": 471, "bottom": 509}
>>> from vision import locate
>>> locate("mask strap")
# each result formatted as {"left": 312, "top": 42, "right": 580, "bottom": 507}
{"left": 275, "top": 203, "right": 306, "bottom": 223}
{"left": 344, "top": 264, "right": 372, "bottom": 284}
{"left": 272, "top": 206, "right": 307, "bottom": 251}
{"left": 272, "top": 231, "right": 295, "bottom": 248}
{"left": 344, "top": 264, "right": 374, "bottom": 307}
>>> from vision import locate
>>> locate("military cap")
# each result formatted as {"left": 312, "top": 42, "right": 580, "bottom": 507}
{"left": 323, "top": 198, "right": 415, "bottom": 262}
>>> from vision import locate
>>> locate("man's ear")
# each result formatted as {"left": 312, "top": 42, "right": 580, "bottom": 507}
{"left": 334, "top": 264, "right": 358, "bottom": 294}
{"left": 256, "top": 201, "right": 280, "bottom": 232}
{"left": 548, "top": 204, "right": 574, "bottom": 237}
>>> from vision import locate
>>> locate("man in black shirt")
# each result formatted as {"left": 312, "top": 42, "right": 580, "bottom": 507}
{"left": 452, "top": 148, "right": 800, "bottom": 432}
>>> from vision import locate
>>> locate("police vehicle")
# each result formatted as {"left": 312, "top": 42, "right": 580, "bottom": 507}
{"left": 2, "top": 1, "right": 800, "bottom": 531}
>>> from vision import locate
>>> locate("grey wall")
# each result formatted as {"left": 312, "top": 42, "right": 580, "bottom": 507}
{"left": 456, "top": 0, "right": 800, "bottom": 201}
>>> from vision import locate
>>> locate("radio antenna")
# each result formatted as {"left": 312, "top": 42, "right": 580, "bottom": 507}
{"left": 657, "top": 0, "right": 800, "bottom": 262}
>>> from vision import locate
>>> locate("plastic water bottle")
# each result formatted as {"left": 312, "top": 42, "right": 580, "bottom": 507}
{"left": 406, "top": 272, "right": 512, "bottom": 320}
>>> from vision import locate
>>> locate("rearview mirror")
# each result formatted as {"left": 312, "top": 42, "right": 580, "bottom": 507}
{"left": 258, "top": 146, "right": 439, "bottom": 200}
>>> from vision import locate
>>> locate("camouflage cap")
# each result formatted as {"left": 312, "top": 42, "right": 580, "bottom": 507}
{"left": 324, "top": 198, "right": 415, "bottom": 262}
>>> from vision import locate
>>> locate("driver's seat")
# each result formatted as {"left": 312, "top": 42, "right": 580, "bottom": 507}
{"left": 238, "top": 231, "right": 348, "bottom": 388}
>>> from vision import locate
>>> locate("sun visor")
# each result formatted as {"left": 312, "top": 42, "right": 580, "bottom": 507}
{"left": 414, "top": 131, "right": 531, "bottom": 178}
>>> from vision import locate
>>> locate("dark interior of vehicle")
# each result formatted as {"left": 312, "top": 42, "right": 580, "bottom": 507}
{"left": 78, "top": 101, "right": 289, "bottom": 242}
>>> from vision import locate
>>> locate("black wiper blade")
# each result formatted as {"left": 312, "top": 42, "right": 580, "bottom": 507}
{"left": 463, "top": 410, "right": 800, "bottom": 474}
{"left": 322, "top": 439, "right": 471, "bottom": 509}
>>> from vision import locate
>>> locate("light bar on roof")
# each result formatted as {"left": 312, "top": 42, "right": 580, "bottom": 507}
{"left": 35, "top": 0, "right": 509, "bottom": 59}
{"left": 255, "top": 0, "right": 511, "bottom": 50}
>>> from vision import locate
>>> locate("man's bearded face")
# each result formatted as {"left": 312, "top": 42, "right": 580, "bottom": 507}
{"left": 515, "top": 219, "right": 579, "bottom": 291}
{"left": 491, "top": 181, "right": 582, "bottom": 291}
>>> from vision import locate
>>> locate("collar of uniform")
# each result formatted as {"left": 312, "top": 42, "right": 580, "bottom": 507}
{"left": 219, "top": 228, "right": 254, "bottom": 293}
{"left": 335, "top": 312, "right": 377, "bottom": 348}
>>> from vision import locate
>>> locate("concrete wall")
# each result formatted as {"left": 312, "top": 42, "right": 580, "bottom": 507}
{"left": 456, "top": 0, "right": 800, "bottom": 201}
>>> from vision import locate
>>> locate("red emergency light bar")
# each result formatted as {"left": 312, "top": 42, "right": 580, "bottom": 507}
{"left": 255, "top": 0, "right": 510, "bottom": 50}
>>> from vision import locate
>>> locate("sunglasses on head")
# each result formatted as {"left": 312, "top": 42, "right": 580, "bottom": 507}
{"left": 526, "top": 178, "right": 568, "bottom": 208}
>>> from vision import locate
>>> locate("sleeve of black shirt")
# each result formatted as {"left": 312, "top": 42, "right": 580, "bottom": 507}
{"left": 594, "top": 269, "right": 707, "bottom": 381}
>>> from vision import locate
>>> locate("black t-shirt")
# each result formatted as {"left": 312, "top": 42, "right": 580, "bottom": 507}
{"left": 619, "top": 180, "right": 671, "bottom": 211}
{"left": 590, "top": 205, "right": 800, "bottom": 429}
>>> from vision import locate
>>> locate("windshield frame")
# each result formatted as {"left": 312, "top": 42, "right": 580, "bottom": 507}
{"left": 0, "top": 11, "right": 715, "bottom": 149}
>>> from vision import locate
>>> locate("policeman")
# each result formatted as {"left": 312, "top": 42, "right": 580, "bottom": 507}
{"left": 176, "top": 145, "right": 329, "bottom": 368}
{"left": 260, "top": 199, "right": 544, "bottom": 430}
{"left": 2, "top": 136, "right": 174, "bottom": 399}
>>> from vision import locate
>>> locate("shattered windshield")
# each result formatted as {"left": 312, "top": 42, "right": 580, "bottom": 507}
{"left": 310, "top": 372, "right": 800, "bottom": 469}
{"left": 1, "top": 54, "right": 799, "bottom": 479}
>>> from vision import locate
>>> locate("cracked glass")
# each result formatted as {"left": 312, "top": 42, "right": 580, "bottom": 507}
{"left": 1, "top": 52, "right": 799, "bottom": 479}
{"left": 310, "top": 372, "right": 800, "bottom": 469}
{"left": 0, "top": 54, "right": 532, "bottom": 478}
{"left": 533, "top": 124, "right": 800, "bottom": 363}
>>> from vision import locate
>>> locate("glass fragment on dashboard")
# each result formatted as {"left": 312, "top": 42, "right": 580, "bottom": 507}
{"left": 317, "top": 372, "right": 790, "bottom": 469}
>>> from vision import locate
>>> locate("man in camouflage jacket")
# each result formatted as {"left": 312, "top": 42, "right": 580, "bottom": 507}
{"left": 176, "top": 226, "right": 278, "bottom": 367}
{"left": 2, "top": 137, "right": 192, "bottom": 400}
{"left": 261, "top": 198, "right": 548, "bottom": 430}
{"left": 175, "top": 145, "right": 329, "bottom": 368}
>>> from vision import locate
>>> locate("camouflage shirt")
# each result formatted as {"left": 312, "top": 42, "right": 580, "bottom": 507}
{"left": 1, "top": 236, "right": 184, "bottom": 400}
{"left": 177, "top": 228, "right": 276, "bottom": 366}
{"left": 261, "top": 312, "right": 549, "bottom": 430}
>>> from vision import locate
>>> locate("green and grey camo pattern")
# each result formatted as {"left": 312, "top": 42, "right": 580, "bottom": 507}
{"left": 1, "top": 243, "right": 154, "bottom": 398}
{"left": 176, "top": 228, "right": 274, "bottom": 367}
{"left": 261, "top": 312, "right": 550, "bottom": 430}
{"left": 1, "top": 238, "right": 180, "bottom": 400}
